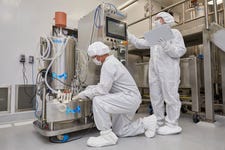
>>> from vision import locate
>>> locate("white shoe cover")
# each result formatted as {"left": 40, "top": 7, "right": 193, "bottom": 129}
{"left": 87, "top": 129, "right": 118, "bottom": 147}
{"left": 157, "top": 125, "right": 182, "bottom": 135}
{"left": 143, "top": 115, "right": 157, "bottom": 138}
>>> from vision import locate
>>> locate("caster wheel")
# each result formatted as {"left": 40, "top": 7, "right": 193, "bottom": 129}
{"left": 148, "top": 104, "right": 153, "bottom": 115}
{"left": 193, "top": 113, "right": 200, "bottom": 123}
{"left": 49, "top": 134, "right": 70, "bottom": 143}
{"left": 181, "top": 105, "right": 188, "bottom": 113}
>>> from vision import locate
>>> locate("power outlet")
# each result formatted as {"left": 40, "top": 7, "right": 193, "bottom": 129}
{"left": 20, "top": 54, "right": 26, "bottom": 63}
{"left": 29, "top": 56, "right": 34, "bottom": 64}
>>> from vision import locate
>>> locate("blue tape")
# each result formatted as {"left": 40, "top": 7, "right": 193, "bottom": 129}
{"left": 61, "top": 134, "right": 69, "bottom": 142}
{"left": 52, "top": 72, "right": 68, "bottom": 80}
{"left": 66, "top": 106, "right": 81, "bottom": 115}
{"left": 52, "top": 39, "right": 66, "bottom": 44}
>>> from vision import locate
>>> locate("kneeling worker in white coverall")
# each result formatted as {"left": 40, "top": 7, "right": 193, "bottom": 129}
{"left": 128, "top": 12, "right": 186, "bottom": 135}
{"left": 74, "top": 41, "right": 157, "bottom": 147}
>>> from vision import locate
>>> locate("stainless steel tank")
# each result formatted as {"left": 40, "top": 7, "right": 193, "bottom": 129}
{"left": 50, "top": 37, "right": 76, "bottom": 90}
{"left": 134, "top": 62, "right": 149, "bottom": 88}
{"left": 46, "top": 99, "right": 92, "bottom": 122}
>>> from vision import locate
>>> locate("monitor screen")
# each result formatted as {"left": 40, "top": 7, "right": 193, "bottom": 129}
{"left": 106, "top": 17, "right": 127, "bottom": 40}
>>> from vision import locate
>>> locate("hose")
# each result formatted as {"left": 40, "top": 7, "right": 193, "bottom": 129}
{"left": 44, "top": 36, "right": 70, "bottom": 94}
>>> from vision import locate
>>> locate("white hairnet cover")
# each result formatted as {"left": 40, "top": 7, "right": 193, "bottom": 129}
{"left": 156, "top": 12, "right": 175, "bottom": 25}
{"left": 88, "top": 42, "right": 110, "bottom": 57}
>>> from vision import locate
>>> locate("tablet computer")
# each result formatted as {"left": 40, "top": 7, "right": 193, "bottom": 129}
{"left": 144, "top": 24, "right": 174, "bottom": 46}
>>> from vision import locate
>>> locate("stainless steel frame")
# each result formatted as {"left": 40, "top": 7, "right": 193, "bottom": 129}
{"left": 219, "top": 50, "right": 225, "bottom": 114}
{"left": 189, "top": 56, "right": 201, "bottom": 112}
{"left": 203, "top": 29, "right": 214, "bottom": 122}
{"left": 33, "top": 121, "right": 93, "bottom": 137}
{"left": 78, "top": 4, "right": 128, "bottom": 85}
{"left": 127, "top": 0, "right": 225, "bottom": 122}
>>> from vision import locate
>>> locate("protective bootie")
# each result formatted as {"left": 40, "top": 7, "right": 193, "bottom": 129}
{"left": 142, "top": 114, "right": 157, "bottom": 138}
{"left": 87, "top": 129, "right": 118, "bottom": 147}
{"left": 157, "top": 125, "right": 182, "bottom": 135}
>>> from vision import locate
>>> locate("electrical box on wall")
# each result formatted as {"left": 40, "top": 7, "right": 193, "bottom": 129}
{"left": 20, "top": 54, "right": 26, "bottom": 63}
{"left": 29, "top": 56, "right": 34, "bottom": 64}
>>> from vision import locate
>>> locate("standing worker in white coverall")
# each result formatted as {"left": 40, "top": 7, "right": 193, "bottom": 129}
{"left": 74, "top": 41, "right": 157, "bottom": 147}
{"left": 128, "top": 12, "right": 186, "bottom": 135}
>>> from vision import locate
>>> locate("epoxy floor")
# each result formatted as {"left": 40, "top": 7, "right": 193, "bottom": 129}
{"left": 0, "top": 114, "right": 225, "bottom": 150}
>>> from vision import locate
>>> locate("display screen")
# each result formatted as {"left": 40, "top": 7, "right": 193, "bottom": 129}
{"left": 106, "top": 17, "right": 126, "bottom": 40}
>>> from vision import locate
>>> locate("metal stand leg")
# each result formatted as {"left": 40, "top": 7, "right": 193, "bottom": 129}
{"left": 219, "top": 51, "right": 225, "bottom": 114}
{"left": 203, "top": 29, "right": 215, "bottom": 122}
{"left": 189, "top": 56, "right": 201, "bottom": 112}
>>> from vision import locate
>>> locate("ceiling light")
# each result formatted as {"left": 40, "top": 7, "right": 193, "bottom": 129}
{"left": 208, "top": 0, "right": 223, "bottom": 5}
{"left": 118, "top": 0, "right": 138, "bottom": 11}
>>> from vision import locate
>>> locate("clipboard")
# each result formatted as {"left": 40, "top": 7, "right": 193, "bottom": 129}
{"left": 144, "top": 24, "right": 174, "bottom": 46}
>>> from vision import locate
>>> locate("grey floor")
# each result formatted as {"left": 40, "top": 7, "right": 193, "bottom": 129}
{"left": 0, "top": 114, "right": 225, "bottom": 150}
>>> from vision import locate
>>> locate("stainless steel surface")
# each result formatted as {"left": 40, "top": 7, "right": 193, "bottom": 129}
{"left": 148, "top": 0, "right": 152, "bottom": 30}
{"left": 205, "top": 0, "right": 209, "bottom": 29}
{"left": 78, "top": 5, "right": 128, "bottom": 85}
{"left": 46, "top": 99, "right": 91, "bottom": 123}
{"left": 77, "top": 8, "right": 101, "bottom": 85}
{"left": 210, "top": 22, "right": 225, "bottom": 52}
{"left": 224, "top": 0, "right": 225, "bottom": 27}
{"left": 33, "top": 120, "right": 93, "bottom": 137}
{"left": 174, "top": 17, "right": 205, "bottom": 37}
{"left": 51, "top": 37, "right": 76, "bottom": 90}
{"left": 40, "top": 37, "right": 51, "bottom": 69}
{"left": 219, "top": 51, "right": 225, "bottom": 114}
{"left": 213, "top": 0, "right": 219, "bottom": 23}
{"left": 134, "top": 62, "right": 149, "bottom": 88}
{"left": 182, "top": 3, "right": 185, "bottom": 24}
{"left": 42, "top": 85, "right": 46, "bottom": 121}
{"left": 119, "top": 0, "right": 138, "bottom": 11}
{"left": 128, "top": 0, "right": 186, "bottom": 27}
{"left": 49, "top": 122, "right": 53, "bottom": 131}
{"left": 0, "top": 85, "right": 11, "bottom": 113}
{"left": 189, "top": 56, "right": 201, "bottom": 112}
{"left": 203, "top": 29, "right": 214, "bottom": 121}
{"left": 180, "top": 57, "right": 203, "bottom": 89}
{"left": 180, "top": 58, "right": 191, "bottom": 88}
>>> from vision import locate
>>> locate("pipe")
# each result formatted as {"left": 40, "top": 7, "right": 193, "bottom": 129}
{"left": 128, "top": 0, "right": 186, "bottom": 27}
{"left": 213, "top": 0, "right": 219, "bottom": 23}
{"left": 204, "top": 0, "right": 209, "bottom": 29}
{"left": 223, "top": 0, "right": 225, "bottom": 27}
{"left": 42, "top": 85, "right": 46, "bottom": 121}
{"left": 119, "top": 0, "right": 138, "bottom": 11}
{"left": 182, "top": 3, "right": 185, "bottom": 24}
{"left": 148, "top": 0, "right": 152, "bottom": 30}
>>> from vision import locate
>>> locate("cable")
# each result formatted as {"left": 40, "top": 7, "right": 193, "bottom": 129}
{"left": 22, "top": 63, "right": 34, "bottom": 98}
{"left": 94, "top": 5, "right": 102, "bottom": 29}
{"left": 21, "top": 63, "right": 37, "bottom": 114}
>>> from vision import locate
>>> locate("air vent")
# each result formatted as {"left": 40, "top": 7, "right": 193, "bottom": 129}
{"left": 0, "top": 86, "right": 10, "bottom": 112}
{"left": 15, "top": 85, "right": 36, "bottom": 112}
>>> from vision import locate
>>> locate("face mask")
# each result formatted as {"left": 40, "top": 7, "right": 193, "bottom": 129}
{"left": 154, "top": 20, "right": 162, "bottom": 27}
{"left": 92, "top": 57, "right": 102, "bottom": 66}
